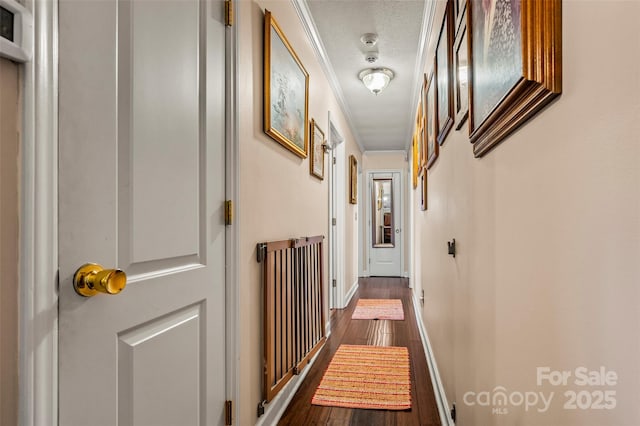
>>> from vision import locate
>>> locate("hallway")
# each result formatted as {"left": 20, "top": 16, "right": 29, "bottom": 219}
{"left": 279, "top": 277, "right": 440, "bottom": 425}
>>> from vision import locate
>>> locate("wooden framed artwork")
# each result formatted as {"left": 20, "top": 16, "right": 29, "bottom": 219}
{"left": 416, "top": 93, "right": 425, "bottom": 168}
{"left": 420, "top": 76, "right": 428, "bottom": 166}
{"left": 309, "top": 119, "right": 325, "bottom": 180}
{"left": 349, "top": 155, "right": 357, "bottom": 204}
{"left": 264, "top": 10, "right": 309, "bottom": 158}
{"left": 435, "top": 1, "right": 454, "bottom": 145}
{"left": 454, "top": 0, "right": 467, "bottom": 37}
{"left": 454, "top": 5, "right": 469, "bottom": 130}
{"left": 468, "top": 0, "right": 562, "bottom": 157}
{"left": 425, "top": 70, "right": 439, "bottom": 169}
{"left": 420, "top": 170, "right": 428, "bottom": 211}
{"left": 412, "top": 134, "right": 419, "bottom": 189}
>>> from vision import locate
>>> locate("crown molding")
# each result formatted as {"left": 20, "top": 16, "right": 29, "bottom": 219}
{"left": 403, "top": 0, "right": 437, "bottom": 151}
{"left": 291, "top": 0, "right": 365, "bottom": 153}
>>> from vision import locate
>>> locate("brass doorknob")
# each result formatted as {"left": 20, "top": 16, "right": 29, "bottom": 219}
{"left": 73, "top": 263, "right": 127, "bottom": 297}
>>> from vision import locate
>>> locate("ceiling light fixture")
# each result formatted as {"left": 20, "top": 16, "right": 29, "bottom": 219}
{"left": 358, "top": 68, "right": 395, "bottom": 95}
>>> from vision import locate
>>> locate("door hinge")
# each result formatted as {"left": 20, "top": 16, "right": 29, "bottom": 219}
{"left": 332, "top": 218, "right": 336, "bottom": 226}
{"left": 225, "top": 200, "right": 233, "bottom": 225}
{"left": 332, "top": 156, "right": 336, "bottom": 165}
{"left": 332, "top": 279, "right": 337, "bottom": 288}
{"left": 225, "top": 0, "right": 233, "bottom": 26}
{"left": 225, "top": 400, "right": 233, "bottom": 425}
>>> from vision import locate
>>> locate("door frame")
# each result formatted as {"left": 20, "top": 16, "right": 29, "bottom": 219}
{"left": 365, "top": 169, "right": 404, "bottom": 278}
{"left": 225, "top": 1, "right": 240, "bottom": 420}
{"left": 358, "top": 167, "right": 366, "bottom": 277}
{"left": 19, "top": 0, "right": 58, "bottom": 423}
{"left": 327, "top": 112, "right": 345, "bottom": 312}
{"left": 18, "top": 1, "right": 240, "bottom": 424}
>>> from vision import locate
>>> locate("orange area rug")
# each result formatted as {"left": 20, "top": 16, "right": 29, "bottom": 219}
{"left": 352, "top": 298, "right": 404, "bottom": 320}
{"left": 311, "top": 344, "right": 411, "bottom": 410}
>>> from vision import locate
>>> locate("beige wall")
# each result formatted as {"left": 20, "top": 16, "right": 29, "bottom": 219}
{"left": 0, "top": 58, "right": 20, "bottom": 426}
{"left": 237, "top": 1, "right": 361, "bottom": 424}
{"left": 412, "top": 1, "right": 640, "bottom": 425}
{"left": 362, "top": 151, "right": 410, "bottom": 276}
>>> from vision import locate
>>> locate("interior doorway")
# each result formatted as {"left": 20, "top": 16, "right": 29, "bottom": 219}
{"left": 367, "top": 171, "right": 403, "bottom": 277}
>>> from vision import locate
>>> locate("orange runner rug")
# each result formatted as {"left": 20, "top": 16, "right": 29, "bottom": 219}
{"left": 352, "top": 299, "right": 404, "bottom": 320}
{"left": 311, "top": 344, "right": 411, "bottom": 410}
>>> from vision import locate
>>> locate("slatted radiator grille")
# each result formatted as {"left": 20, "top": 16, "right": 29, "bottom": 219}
{"left": 258, "top": 236, "right": 326, "bottom": 403}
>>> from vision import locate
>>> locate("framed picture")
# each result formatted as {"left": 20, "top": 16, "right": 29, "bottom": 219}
{"left": 420, "top": 170, "right": 428, "bottom": 211}
{"left": 421, "top": 76, "right": 429, "bottom": 166}
{"left": 454, "top": 0, "right": 467, "bottom": 37}
{"left": 435, "top": 1, "right": 454, "bottom": 145}
{"left": 349, "top": 155, "right": 357, "bottom": 204}
{"left": 425, "top": 70, "right": 439, "bottom": 169}
{"left": 412, "top": 134, "right": 419, "bottom": 189}
{"left": 468, "top": 0, "right": 562, "bottom": 157}
{"left": 309, "top": 119, "right": 325, "bottom": 179}
{"left": 454, "top": 5, "right": 469, "bottom": 130}
{"left": 422, "top": 120, "right": 428, "bottom": 167}
{"left": 416, "top": 95, "right": 425, "bottom": 168}
{"left": 264, "top": 10, "right": 309, "bottom": 158}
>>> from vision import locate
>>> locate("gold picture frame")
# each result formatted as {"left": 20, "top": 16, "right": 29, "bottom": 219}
{"left": 412, "top": 133, "right": 419, "bottom": 189}
{"left": 415, "top": 100, "right": 424, "bottom": 169}
{"left": 420, "top": 170, "right": 428, "bottom": 211}
{"left": 468, "top": 0, "right": 562, "bottom": 157}
{"left": 349, "top": 155, "right": 357, "bottom": 204}
{"left": 435, "top": 0, "right": 454, "bottom": 146}
{"left": 264, "top": 10, "right": 309, "bottom": 158}
{"left": 425, "top": 69, "right": 439, "bottom": 169}
{"left": 454, "top": 5, "right": 469, "bottom": 130}
{"left": 309, "top": 119, "right": 325, "bottom": 180}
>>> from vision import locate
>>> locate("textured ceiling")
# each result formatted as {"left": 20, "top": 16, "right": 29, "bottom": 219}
{"left": 306, "top": 0, "right": 427, "bottom": 151}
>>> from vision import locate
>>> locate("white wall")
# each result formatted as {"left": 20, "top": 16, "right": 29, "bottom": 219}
{"left": 236, "top": 2, "right": 361, "bottom": 424}
{"left": 412, "top": 1, "right": 640, "bottom": 425}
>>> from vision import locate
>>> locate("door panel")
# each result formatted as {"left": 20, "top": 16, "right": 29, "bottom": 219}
{"left": 122, "top": 0, "right": 201, "bottom": 265}
{"left": 59, "top": 0, "right": 226, "bottom": 424}
{"left": 117, "top": 303, "right": 203, "bottom": 426}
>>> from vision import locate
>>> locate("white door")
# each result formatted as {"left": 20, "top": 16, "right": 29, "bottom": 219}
{"left": 329, "top": 149, "right": 337, "bottom": 309}
{"left": 368, "top": 172, "right": 402, "bottom": 276}
{"left": 327, "top": 116, "right": 345, "bottom": 309}
{"left": 58, "top": 0, "right": 227, "bottom": 425}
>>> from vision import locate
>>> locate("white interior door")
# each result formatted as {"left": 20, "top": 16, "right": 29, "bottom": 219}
{"left": 368, "top": 172, "right": 402, "bottom": 276}
{"left": 327, "top": 115, "right": 345, "bottom": 309}
{"left": 58, "top": 0, "right": 227, "bottom": 425}
{"left": 329, "top": 149, "right": 337, "bottom": 309}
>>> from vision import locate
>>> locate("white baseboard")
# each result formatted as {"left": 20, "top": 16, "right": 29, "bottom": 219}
{"left": 325, "top": 319, "right": 332, "bottom": 338}
{"left": 255, "top": 345, "right": 325, "bottom": 426}
{"left": 343, "top": 279, "right": 359, "bottom": 308}
{"left": 411, "top": 293, "right": 454, "bottom": 426}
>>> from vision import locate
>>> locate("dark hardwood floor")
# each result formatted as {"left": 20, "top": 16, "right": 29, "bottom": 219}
{"left": 278, "top": 277, "right": 441, "bottom": 426}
